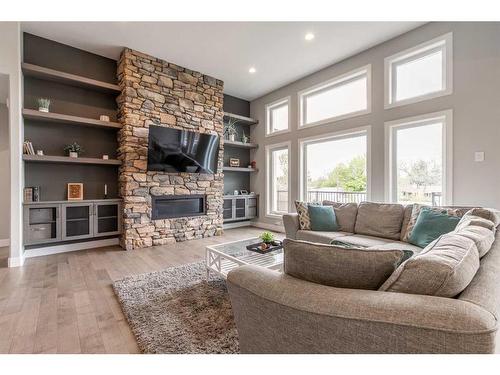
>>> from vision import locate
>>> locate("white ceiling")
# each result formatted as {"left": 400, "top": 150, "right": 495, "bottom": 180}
{"left": 22, "top": 22, "right": 424, "bottom": 101}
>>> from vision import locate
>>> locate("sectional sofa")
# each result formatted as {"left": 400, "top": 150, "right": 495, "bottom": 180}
{"left": 227, "top": 202, "right": 500, "bottom": 353}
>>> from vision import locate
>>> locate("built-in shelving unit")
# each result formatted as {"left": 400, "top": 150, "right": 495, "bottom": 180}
{"left": 224, "top": 139, "right": 258, "bottom": 149}
{"left": 22, "top": 62, "right": 121, "bottom": 94}
{"left": 223, "top": 112, "right": 258, "bottom": 126}
{"left": 22, "top": 108, "right": 122, "bottom": 130}
{"left": 223, "top": 166, "right": 258, "bottom": 173}
{"left": 23, "top": 154, "right": 121, "bottom": 166}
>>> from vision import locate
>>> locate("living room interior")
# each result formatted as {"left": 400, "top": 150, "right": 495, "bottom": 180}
{"left": 1, "top": 5, "right": 500, "bottom": 364}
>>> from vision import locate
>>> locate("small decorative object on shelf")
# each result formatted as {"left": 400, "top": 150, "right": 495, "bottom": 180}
{"left": 67, "top": 183, "right": 83, "bottom": 201}
{"left": 23, "top": 140, "right": 35, "bottom": 155}
{"left": 64, "top": 142, "right": 84, "bottom": 158}
{"left": 32, "top": 186, "right": 40, "bottom": 202}
{"left": 102, "top": 154, "right": 109, "bottom": 160}
{"left": 224, "top": 118, "right": 239, "bottom": 142}
{"left": 240, "top": 189, "right": 248, "bottom": 195}
{"left": 250, "top": 160, "right": 257, "bottom": 169}
{"left": 23, "top": 187, "right": 33, "bottom": 203}
{"left": 241, "top": 133, "right": 249, "bottom": 144}
{"left": 37, "top": 98, "right": 51, "bottom": 113}
{"left": 104, "top": 184, "right": 108, "bottom": 199}
{"left": 36, "top": 150, "right": 44, "bottom": 156}
{"left": 99, "top": 115, "right": 110, "bottom": 122}
{"left": 233, "top": 190, "right": 239, "bottom": 195}
{"left": 229, "top": 158, "right": 240, "bottom": 167}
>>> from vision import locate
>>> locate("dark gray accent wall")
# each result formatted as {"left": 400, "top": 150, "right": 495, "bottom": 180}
{"left": 222, "top": 94, "right": 253, "bottom": 195}
{"left": 23, "top": 33, "right": 119, "bottom": 201}
{"left": 223, "top": 94, "right": 250, "bottom": 116}
{"left": 23, "top": 33, "right": 117, "bottom": 84}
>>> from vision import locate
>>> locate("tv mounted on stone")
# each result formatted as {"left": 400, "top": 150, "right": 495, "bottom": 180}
{"left": 147, "top": 125, "right": 220, "bottom": 174}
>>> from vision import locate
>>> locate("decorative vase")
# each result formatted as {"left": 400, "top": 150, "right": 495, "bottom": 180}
{"left": 69, "top": 152, "right": 78, "bottom": 158}
{"left": 38, "top": 107, "right": 49, "bottom": 113}
{"left": 229, "top": 134, "right": 235, "bottom": 142}
{"left": 241, "top": 135, "right": 249, "bottom": 143}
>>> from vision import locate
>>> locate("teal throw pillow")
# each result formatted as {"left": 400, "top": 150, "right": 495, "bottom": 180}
{"left": 308, "top": 205, "right": 339, "bottom": 232}
{"left": 408, "top": 208, "right": 461, "bottom": 248}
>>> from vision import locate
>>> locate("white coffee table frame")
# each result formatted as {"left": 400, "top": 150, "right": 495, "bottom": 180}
{"left": 205, "top": 237, "right": 283, "bottom": 279}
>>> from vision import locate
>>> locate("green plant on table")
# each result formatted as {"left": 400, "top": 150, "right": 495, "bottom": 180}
{"left": 260, "top": 231, "right": 275, "bottom": 244}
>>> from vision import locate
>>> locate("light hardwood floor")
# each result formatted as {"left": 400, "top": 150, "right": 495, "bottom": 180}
{"left": 0, "top": 227, "right": 268, "bottom": 354}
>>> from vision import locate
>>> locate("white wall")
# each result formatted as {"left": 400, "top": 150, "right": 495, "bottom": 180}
{"left": 0, "top": 104, "right": 9, "bottom": 241}
{"left": 250, "top": 22, "right": 500, "bottom": 227}
{"left": 0, "top": 22, "right": 24, "bottom": 266}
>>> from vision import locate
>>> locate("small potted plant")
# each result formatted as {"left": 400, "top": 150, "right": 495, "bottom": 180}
{"left": 37, "top": 98, "right": 51, "bottom": 113}
{"left": 224, "top": 118, "right": 238, "bottom": 142}
{"left": 64, "top": 142, "right": 84, "bottom": 158}
{"left": 259, "top": 231, "right": 276, "bottom": 250}
{"left": 241, "top": 132, "right": 249, "bottom": 144}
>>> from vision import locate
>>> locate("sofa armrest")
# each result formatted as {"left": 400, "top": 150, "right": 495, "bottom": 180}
{"left": 227, "top": 265, "right": 497, "bottom": 353}
{"left": 283, "top": 213, "right": 300, "bottom": 239}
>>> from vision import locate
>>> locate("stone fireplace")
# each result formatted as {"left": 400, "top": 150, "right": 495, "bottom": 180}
{"left": 117, "top": 48, "right": 224, "bottom": 250}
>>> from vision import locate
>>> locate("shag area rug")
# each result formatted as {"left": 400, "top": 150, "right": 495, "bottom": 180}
{"left": 112, "top": 261, "right": 239, "bottom": 354}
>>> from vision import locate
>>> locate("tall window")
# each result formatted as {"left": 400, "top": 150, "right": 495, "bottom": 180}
{"left": 266, "top": 142, "right": 290, "bottom": 216}
{"left": 299, "top": 65, "right": 371, "bottom": 128}
{"left": 385, "top": 33, "right": 452, "bottom": 108}
{"left": 386, "top": 111, "right": 452, "bottom": 206}
{"left": 266, "top": 97, "right": 290, "bottom": 136}
{"left": 299, "top": 128, "right": 369, "bottom": 204}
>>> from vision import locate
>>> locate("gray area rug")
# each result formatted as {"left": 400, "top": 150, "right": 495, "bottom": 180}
{"left": 113, "top": 261, "right": 239, "bottom": 354}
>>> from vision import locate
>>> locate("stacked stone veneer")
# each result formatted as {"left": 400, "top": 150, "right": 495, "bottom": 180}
{"left": 116, "top": 48, "right": 224, "bottom": 250}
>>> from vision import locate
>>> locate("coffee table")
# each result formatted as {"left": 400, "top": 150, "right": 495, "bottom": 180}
{"left": 205, "top": 237, "right": 284, "bottom": 279}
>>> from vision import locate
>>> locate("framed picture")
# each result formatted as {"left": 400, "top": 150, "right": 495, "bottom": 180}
{"left": 67, "top": 183, "right": 84, "bottom": 201}
{"left": 229, "top": 158, "right": 240, "bottom": 167}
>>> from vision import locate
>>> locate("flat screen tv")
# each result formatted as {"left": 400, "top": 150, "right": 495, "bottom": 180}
{"left": 147, "top": 125, "right": 220, "bottom": 173}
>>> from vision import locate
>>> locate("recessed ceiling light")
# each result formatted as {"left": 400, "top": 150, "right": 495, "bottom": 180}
{"left": 305, "top": 32, "right": 315, "bottom": 41}
{"left": 248, "top": 67, "right": 256, "bottom": 74}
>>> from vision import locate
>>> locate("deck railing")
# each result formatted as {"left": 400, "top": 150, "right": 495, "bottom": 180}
{"left": 276, "top": 190, "right": 367, "bottom": 210}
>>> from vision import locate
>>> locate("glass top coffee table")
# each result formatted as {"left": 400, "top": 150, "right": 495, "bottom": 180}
{"left": 205, "top": 237, "right": 284, "bottom": 279}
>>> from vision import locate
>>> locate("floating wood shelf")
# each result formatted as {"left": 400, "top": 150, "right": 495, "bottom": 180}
{"left": 223, "top": 166, "right": 258, "bottom": 173}
{"left": 23, "top": 109, "right": 122, "bottom": 130}
{"left": 223, "top": 112, "right": 258, "bottom": 126}
{"left": 23, "top": 154, "right": 121, "bottom": 166}
{"left": 224, "top": 140, "right": 258, "bottom": 149}
{"left": 22, "top": 63, "right": 121, "bottom": 94}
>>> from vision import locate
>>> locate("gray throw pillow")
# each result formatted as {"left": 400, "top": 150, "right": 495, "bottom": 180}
{"left": 322, "top": 201, "right": 358, "bottom": 232}
{"left": 283, "top": 239, "right": 412, "bottom": 290}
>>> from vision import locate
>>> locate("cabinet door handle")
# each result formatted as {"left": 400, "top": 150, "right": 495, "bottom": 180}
{"left": 32, "top": 227, "right": 47, "bottom": 232}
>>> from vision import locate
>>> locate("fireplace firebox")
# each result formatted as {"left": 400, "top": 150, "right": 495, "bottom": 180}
{"left": 151, "top": 194, "right": 206, "bottom": 220}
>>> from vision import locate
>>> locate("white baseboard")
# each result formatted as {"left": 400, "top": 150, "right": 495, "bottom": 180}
{"left": 223, "top": 221, "right": 252, "bottom": 229}
{"left": 24, "top": 238, "right": 120, "bottom": 259}
{"left": 8, "top": 255, "right": 25, "bottom": 267}
{"left": 0, "top": 238, "right": 10, "bottom": 247}
{"left": 251, "top": 221, "right": 285, "bottom": 233}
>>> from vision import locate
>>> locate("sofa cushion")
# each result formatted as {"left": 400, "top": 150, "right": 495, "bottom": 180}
{"left": 335, "top": 234, "right": 393, "bottom": 248}
{"left": 296, "top": 230, "right": 350, "bottom": 244}
{"left": 402, "top": 204, "right": 469, "bottom": 242}
{"left": 308, "top": 205, "right": 339, "bottom": 231}
{"left": 455, "top": 208, "right": 499, "bottom": 258}
{"left": 354, "top": 202, "right": 405, "bottom": 240}
{"left": 283, "top": 239, "right": 410, "bottom": 290}
{"left": 408, "top": 208, "right": 461, "bottom": 248}
{"left": 380, "top": 233, "right": 480, "bottom": 297}
{"left": 322, "top": 201, "right": 358, "bottom": 233}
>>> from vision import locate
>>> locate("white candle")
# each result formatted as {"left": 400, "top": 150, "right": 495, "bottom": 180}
{"left": 104, "top": 184, "right": 107, "bottom": 195}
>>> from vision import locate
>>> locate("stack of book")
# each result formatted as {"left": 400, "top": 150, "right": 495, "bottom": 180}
{"left": 23, "top": 140, "right": 35, "bottom": 155}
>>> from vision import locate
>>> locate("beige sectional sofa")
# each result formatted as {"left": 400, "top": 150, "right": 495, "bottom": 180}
{"left": 227, "top": 202, "right": 500, "bottom": 353}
